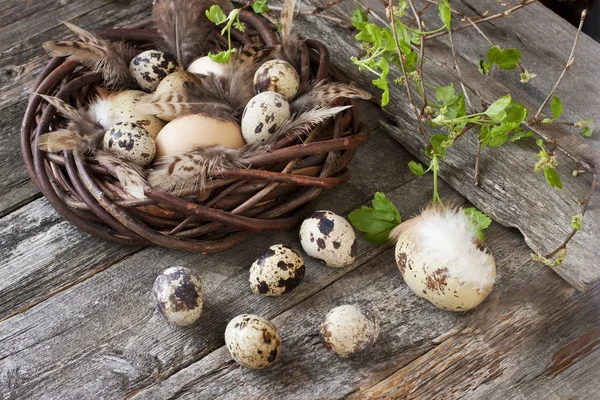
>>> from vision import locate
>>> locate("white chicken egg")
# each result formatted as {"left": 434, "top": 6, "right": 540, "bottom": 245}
{"left": 103, "top": 122, "right": 156, "bottom": 166}
{"left": 129, "top": 50, "right": 183, "bottom": 92}
{"left": 320, "top": 305, "right": 379, "bottom": 358}
{"left": 153, "top": 266, "right": 204, "bottom": 326}
{"left": 225, "top": 314, "right": 282, "bottom": 369}
{"left": 187, "top": 56, "right": 227, "bottom": 77}
{"left": 390, "top": 207, "right": 496, "bottom": 312}
{"left": 253, "top": 60, "right": 300, "bottom": 100}
{"left": 249, "top": 244, "right": 305, "bottom": 296}
{"left": 241, "top": 91, "right": 290, "bottom": 145}
{"left": 299, "top": 210, "right": 357, "bottom": 268}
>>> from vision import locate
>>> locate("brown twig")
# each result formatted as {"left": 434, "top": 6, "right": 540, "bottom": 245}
{"left": 531, "top": 9, "right": 588, "bottom": 123}
{"left": 388, "top": 0, "right": 430, "bottom": 145}
{"left": 447, "top": 26, "right": 475, "bottom": 112}
{"left": 424, "top": 0, "right": 537, "bottom": 41}
{"left": 407, "top": 0, "right": 428, "bottom": 114}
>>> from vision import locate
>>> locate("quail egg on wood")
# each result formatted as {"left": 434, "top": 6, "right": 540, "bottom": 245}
{"left": 155, "top": 71, "right": 203, "bottom": 96}
{"left": 153, "top": 266, "right": 204, "bottom": 326}
{"left": 300, "top": 211, "right": 358, "bottom": 268}
{"left": 106, "top": 90, "right": 165, "bottom": 139}
{"left": 103, "top": 122, "right": 156, "bottom": 166}
{"left": 187, "top": 56, "right": 227, "bottom": 77}
{"left": 154, "top": 114, "right": 244, "bottom": 158}
{"left": 130, "top": 50, "right": 183, "bottom": 92}
{"left": 241, "top": 91, "right": 290, "bottom": 145}
{"left": 320, "top": 305, "right": 379, "bottom": 358}
{"left": 253, "top": 59, "right": 300, "bottom": 100}
{"left": 391, "top": 207, "right": 496, "bottom": 312}
{"left": 225, "top": 314, "right": 282, "bottom": 369}
{"left": 249, "top": 244, "right": 305, "bottom": 296}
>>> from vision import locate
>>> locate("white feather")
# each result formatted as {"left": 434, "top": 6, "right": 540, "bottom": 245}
{"left": 88, "top": 96, "right": 115, "bottom": 130}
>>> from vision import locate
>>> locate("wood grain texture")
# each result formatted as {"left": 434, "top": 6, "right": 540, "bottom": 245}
{"left": 279, "top": 0, "right": 600, "bottom": 290}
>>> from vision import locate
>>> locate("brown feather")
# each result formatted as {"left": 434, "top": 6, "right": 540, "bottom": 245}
{"left": 95, "top": 150, "right": 148, "bottom": 200}
{"left": 279, "top": 0, "right": 303, "bottom": 71}
{"left": 37, "top": 94, "right": 105, "bottom": 153}
{"left": 42, "top": 22, "right": 133, "bottom": 88}
{"left": 152, "top": 0, "right": 234, "bottom": 66}
{"left": 275, "top": 105, "right": 352, "bottom": 139}
{"left": 291, "top": 81, "right": 372, "bottom": 112}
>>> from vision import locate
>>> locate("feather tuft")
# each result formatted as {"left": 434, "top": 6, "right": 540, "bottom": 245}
{"left": 275, "top": 105, "right": 352, "bottom": 139}
{"left": 95, "top": 150, "right": 148, "bottom": 199}
{"left": 42, "top": 22, "right": 133, "bottom": 87}
{"left": 279, "top": 0, "right": 302, "bottom": 71}
{"left": 291, "top": 82, "right": 372, "bottom": 112}
{"left": 152, "top": 0, "right": 234, "bottom": 66}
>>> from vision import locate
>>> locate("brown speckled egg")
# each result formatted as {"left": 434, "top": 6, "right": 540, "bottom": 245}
{"left": 225, "top": 314, "right": 282, "bottom": 369}
{"left": 241, "top": 92, "right": 290, "bottom": 145}
{"left": 154, "top": 71, "right": 203, "bottom": 97}
{"left": 320, "top": 305, "right": 379, "bottom": 358}
{"left": 130, "top": 50, "right": 183, "bottom": 92}
{"left": 253, "top": 60, "right": 300, "bottom": 100}
{"left": 109, "top": 90, "right": 165, "bottom": 139}
{"left": 299, "top": 211, "right": 357, "bottom": 268}
{"left": 153, "top": 266, "right": 204, "bottom": 326}
{"left": 249, "top": 245, "right": 305, "bottom": 296}
{"left": 103, "top": 122, "right": 156, "bottom": 166}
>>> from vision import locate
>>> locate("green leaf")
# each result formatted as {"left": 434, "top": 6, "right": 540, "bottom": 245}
{"left": 372, "top": 58, "right": 390, "bottom": 106}
{"left": 479, "top": 59, "right": 492, "bottom": 75}
{"left": 252, "top": 0, "right": 269, "bottom": 14}
{"left": 486, "top": 46, "right": 521, "bottom": 70}
{"left": 488, "top": 122, "right": 517, "bottom": 147}
{"left": 435, "top": 83, "right": 457, "bottom": 104}
{"left": 408, "top": 160, "right": 425, "bottom": 176}
{"left": 509, "top": 127, "right": 535, "bottom": 142}
{"left": 550, "top": 96, "right": 563, "bottom": 119}
{"left": 428, "top": 134, "right": 449, "bottom": 157}
{"left": 403, "top": 51, "right": 419, "bottom": 73}
{"left": 479, "top": 125, "right": 491, "bottom": 147}
{"left": 571, "top": 214, "right": 583, "bottom": 231}
{"left": 352, "top": 8, "right": 369, "bottom": 29}
{"left": 349, "top": 192, "right": 402, "bottom": 244}
{"left": 580, "top": 117, "right": 594, "bottom": 138}
{"left": 464, "top": 207, "right": 492, "bottom": 241}
{"left": 208, "top": 49, "right": 235, "bottom": 63}
{"left": 504, "top": 102, "right": 528, "bottom": 124}
{"left": 437, "top": 0, "right": 451, "bottom": 30}
{"left": 206, "top": 5, "right": 228, "bottom": 24}
{"left": 544, "top": 167, "right": 563, "bottom": 189}
{"left": 485, "top": 94, "right": 512, "bottom": 122}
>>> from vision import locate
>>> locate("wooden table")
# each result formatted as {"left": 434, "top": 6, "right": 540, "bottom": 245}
{"left": 1, "top": 1, "right": 599, "bottom": 399}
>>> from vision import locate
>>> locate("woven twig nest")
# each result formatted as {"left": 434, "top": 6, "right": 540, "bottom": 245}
{"left": 21, "top": 6, "right": 370, "bottom": 253}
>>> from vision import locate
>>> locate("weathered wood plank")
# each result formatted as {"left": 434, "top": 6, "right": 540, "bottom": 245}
{"left": 280, "top": 0, "right": 600, "bottom": 290}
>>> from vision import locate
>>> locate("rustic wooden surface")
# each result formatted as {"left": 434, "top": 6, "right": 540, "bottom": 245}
{"left": 1, "top": 0, "right": 599, "bottom": 399}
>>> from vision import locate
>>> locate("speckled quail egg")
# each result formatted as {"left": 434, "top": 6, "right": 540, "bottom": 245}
{"left": 101, "top": 90, "right": 165, "bottom": 139}
{"left": 225, "top": 314, "right": 282, "bottom": 369}
{"left": 152, "top": 266, "right": 204, "bottom": 326}
{"left": 320, "top": 305, "right": 379, "bottom": 358}
{"left": 390, "top": 207, "right": 496, "bottom": 312}
{"left": 253, "top": 60, "right": 300, "bottom": 100}
{"left": 187, "top": 56, "right": 227, "bottom": 77}
{"left": 241, "top": 92, "right": 290, "bottom": 145}
{"left": 103, "top": 122, "right": 156, "bottom": 166}
{"left": 155, "top": 71, "right": 203, "bottom": 96}
{"left": 249, "top": 244, "right": 305, "bottom": 296}
{"left": 130, "top": 50, "right": 183, "bottom": 92}
{"left": 300, "top": 210, "right": 358, "bottom": 268}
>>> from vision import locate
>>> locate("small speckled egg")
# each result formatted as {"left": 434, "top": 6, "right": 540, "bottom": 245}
{"left": 153, "top": 266, "right": 204, "bottom": 326}
{"left": 320, "top": 305, "right": 379, "bottom": 358}
{"left": 253, "top": 60, "right": 300, "bottom": 100}
{"left": 130, "top": 50, "right": 183, "bottom": 92}
{"left": 241, "top": 92, "right": 290, "bottom": 145}
{"left": 109, "top": 90, "right": 165, "bottom": 139}
{"left": 155, "top": 71, "right": 203, "bottom": 96}
{"left": 187, "top": 56, "right": 227, "bottom": 77}
{"left": 103, "top": 122, "right": 156, "bottom": 166}
{"left": 299, "top": 211, "right": 357, "bottom": 268}
{"left": 249, "top": 244, "right": 305, "bottom": 296}
{"left": 225, "top": 314, "right": 282, "bottom": 369}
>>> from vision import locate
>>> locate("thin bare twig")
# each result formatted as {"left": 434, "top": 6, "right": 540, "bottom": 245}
{"left": 407, "top": 2, "right": 430, "bottom": 27}
{"left": 447, "top": 27, "right": 474, "bottom": 112}
{"left": 424, "top": 0, "right": 537, "bottom": 41}
{"left": 531, "top": 9, "right": 588, "bottom": 123}
{"left": 407, "top": 0, "right": 428, "bottom": 114}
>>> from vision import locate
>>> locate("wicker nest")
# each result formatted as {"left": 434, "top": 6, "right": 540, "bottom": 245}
{"left": 21, "top": 10, "right": 370, "bottom": 253}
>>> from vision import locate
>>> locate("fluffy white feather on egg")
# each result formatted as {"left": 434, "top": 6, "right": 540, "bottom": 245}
{"left": 389, "top": 206, "right": 496, "bottom": 312}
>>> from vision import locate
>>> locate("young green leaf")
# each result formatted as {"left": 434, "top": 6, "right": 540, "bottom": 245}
{"left": 520, "top": 69, "right": 537, "bottom": 83}
{"left": 571, "top": 214, "right": 583, "bottom": 231}
{"left": 352, "top": 8, "right": 369, "bottom": 29}
{"left": 349, "top": 192, "right": 402, "bottom": 244}
{"left": 206, "top": 5, "right": 228, "bottom": 24}
{"left": 580, "top": 117, "right": 594, "bottom": 138}
{"left": 509, "top": 127, "right": 535, "bottom": 142}
{"left": 252, "top": 0, "right": 269, "bottom": 14}
{"left": 479, "top": 59, "right": 492, "bottom": 75}
{"left": 208, "top": 49, "right": 235, "bottom": 63}
{"left": 485, "top": 94, "right": 512, "bottom": 122}
{"left": 504, "top": 102, "right": 528, "bottom": 124}
{"left": 435, "top": 83, "right": 457, "bottom": 105}
{"left": 486, "top": 46, "right": 522, "bottom": 70}
{"left": 428, "top": 134, "right": 449, "bottom": 157}
{"left": 479, "top": 125, "right": 491, "bottom": 147}
{"left": 464, "top": 207, "right": 492, "bottom": 241}
{"left": 408, "top": 160, "right": 426, "bottom": 176}
{"left": 544, "top": 167, "right": 563, "bottom": 189}
{"left": 437, "top": 0, "right": 451, "bottom": 30}
{"left": 550, "top": 96, "right": 563, "bottom": 119}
